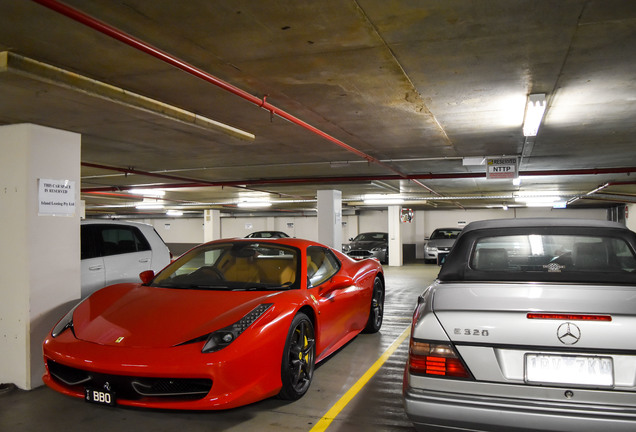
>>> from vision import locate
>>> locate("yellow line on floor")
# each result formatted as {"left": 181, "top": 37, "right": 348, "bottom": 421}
{"left": 309, "top": 326, "right": 411, "bottom": 432}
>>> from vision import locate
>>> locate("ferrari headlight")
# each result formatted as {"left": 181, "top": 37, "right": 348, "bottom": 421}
{"left": 51, "top": 299, "right": 86, "bottom": 338}
{"left": 201, "top": 303, "right": 273, "bottom": 353}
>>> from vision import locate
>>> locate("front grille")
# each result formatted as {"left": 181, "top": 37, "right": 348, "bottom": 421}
{"left": 348, "top": 250, "right": 372, "bottom": 257}
{"left": 47, "top": 360, "right": 212, "bottom": 400}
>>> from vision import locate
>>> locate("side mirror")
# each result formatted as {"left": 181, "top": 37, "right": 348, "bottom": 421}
{"left": 139, "top": 270, "right": 155, "bottom": 284}
{"left": 329, "top": 274, "right": 353, "bottom": 290}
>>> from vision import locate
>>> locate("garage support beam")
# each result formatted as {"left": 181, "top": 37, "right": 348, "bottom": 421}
{"left": 317, "top": 190, "right": 342, "bottom": 250}
{"left": 0, "top": 124, "right": 81, "bottom": 389}
{"left": 387, "top": 206, "right": 403, "bottom": 266}
{"left": 203, "top": 209, "right": 221, "bottom": 242}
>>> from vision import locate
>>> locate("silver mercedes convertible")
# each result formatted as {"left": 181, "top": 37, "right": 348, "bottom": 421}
{"left": 403, "top": 218, "right": 636, "bottom": 432}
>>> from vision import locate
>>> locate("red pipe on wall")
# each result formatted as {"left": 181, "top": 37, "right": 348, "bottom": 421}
{"left": 32, "top": 0, "right": 415, "bottom": 181}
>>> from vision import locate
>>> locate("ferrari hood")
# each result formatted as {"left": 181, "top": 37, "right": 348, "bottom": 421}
{"left": 72, "top": 284, "right": 285, "bottom": 348}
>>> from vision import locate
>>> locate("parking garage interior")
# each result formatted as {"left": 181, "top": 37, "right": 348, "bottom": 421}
{"left": 1, "top": 1, "right": 636, "bottom": 431}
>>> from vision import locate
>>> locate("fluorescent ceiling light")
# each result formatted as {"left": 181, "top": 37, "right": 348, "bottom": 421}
{"left": 370, "top": 180, "right": 400, "bottom": 193}
{"left": 515, "top": 196, "right": 563, "bottom": 207}
{"left": 166, "top": 209, "right": 183, "bottom": 216}
{"left": 523, "top": 93, "right": 547, "bottom": 137}
{"left": 129, "top": 188, "right": 166, "bottom": 197}
{"left": 462, "top": 156, "right": 486, "bottom": 166}
{"left": 135, "top": 202, "right": 165, "bottom": 210}
{"left": 512, "top": 177, "right": 521, "bottom": 186}
{"left": 236, "top": 201, "right": 272, "bottom": 208}
{"left": 363, "top": 194, "right": 404, "bottom": 205}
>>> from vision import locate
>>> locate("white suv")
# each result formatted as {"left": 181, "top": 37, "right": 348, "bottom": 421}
{"left": 80, "top": 220, "right": 172, "bottom": 297}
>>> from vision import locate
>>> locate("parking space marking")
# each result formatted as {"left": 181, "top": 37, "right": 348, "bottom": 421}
{"left": 309, "top": 326, "right": 411, "bottom": 432}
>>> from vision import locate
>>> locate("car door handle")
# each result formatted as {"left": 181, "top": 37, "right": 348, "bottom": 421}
{"left": 139, "top": 258, "right": 150, "bottom": 263}
{"left": 88, "top": 265, "right": 103, "bottom": 271}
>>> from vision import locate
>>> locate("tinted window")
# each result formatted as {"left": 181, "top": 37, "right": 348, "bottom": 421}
{"left": 430, "top": 229, "right": 462, "bottom": 240}
{"left": 80, "top": 225, "right": 99, "bottom": 259}
{"left": 354, "top": 233, "right": 387, "bottom": 242}
{"left": 470, "top": 234, "right": 636, "bottom": 274}
{"left": 98, "top": 225, "right": 151, "bottom": 257}
{"left": 307, "top": 246, "right": 341, "bottom": 287}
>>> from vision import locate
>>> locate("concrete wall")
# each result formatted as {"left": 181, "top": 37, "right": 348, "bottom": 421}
{"left": 141, "top": 206, "right": 610, "bottom": 259}
{"left": 0, "top": 124, "right": 81, "bottom": 389}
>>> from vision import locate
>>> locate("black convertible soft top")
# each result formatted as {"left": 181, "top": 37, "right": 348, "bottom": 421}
{"left": 437, "top": 218, "right": 636, "bottom": 284}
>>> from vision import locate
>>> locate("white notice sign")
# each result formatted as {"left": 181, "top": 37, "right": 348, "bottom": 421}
{"left": 38, "top": 178, "right": 76, "bottom": 216}
{"left": 486, "top": 157, "right": 518, "bottom": 179}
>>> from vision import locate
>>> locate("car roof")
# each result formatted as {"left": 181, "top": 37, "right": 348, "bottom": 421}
{"left": 80, "top": 219, "right": 153, "bottom": 228}
{"left": 461, "top": 218, "right": 627, "bottom": 233}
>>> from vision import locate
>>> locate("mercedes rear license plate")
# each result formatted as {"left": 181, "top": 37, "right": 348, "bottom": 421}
{"left": 525, "top": 353, "right": 613, "bottom": 387}
{"left": 85, "top": 387, "right": 116, "bottom": 406}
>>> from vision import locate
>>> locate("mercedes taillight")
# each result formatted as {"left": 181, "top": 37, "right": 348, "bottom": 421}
{"left": 408, "top": 340, "right": 472, "bottom": 379}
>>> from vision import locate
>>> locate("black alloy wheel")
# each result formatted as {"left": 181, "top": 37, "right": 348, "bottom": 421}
{"left": 363, "top": 276, "right": 384, "bottom": 333}
{"left": 278, "top": 312, "right": 315, "bottom": 400}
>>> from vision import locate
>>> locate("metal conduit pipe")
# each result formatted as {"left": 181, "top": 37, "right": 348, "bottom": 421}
{"left": 81, "top": 164, "right": 636, "bottom": 193}
{"left": 33, "top": 0, "right": 440, "bottom": 192}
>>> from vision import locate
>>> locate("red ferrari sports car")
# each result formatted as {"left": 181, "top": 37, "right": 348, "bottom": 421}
{"left": 43, "top": 238, "right": 384, "bottom": 410}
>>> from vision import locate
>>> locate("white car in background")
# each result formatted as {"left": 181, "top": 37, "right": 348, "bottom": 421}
{"left": 423, "top": 227, "right": 462, "bottom": 264}
{"left": 80, "top": 220, "right": 171, "bottom": 297}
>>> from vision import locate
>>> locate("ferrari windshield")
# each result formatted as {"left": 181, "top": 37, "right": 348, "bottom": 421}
{"left": 152, "top": 242, "right": 300, "bottom": 290}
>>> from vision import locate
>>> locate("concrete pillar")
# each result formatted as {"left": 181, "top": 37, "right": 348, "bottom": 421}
{"left": 0, "top": 124, "right": 81, "bottom": 389}
{"left": 388, "top": 205, "right": 403, "bottom": 266}
{"left": 266, "top": 216, "right": 275, "bottom": 231}
{"left": 317, "top": 190, "right": 342, "bottom": 249}
{"left": 203, "top": 209, "right": 221, "bottom": 242}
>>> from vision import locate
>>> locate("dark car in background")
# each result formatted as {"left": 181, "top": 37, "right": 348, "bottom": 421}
{"left": 404, "top": 218, "right": 636, "bottom": 431}
{"left": 245, "top": 231, "right": 290, "bottom": 239}
{"left": 342, "top": 232, "right": 388, "bottom": 264}
{"left": 423, "top": 227, "right": 462, "bottom": 264}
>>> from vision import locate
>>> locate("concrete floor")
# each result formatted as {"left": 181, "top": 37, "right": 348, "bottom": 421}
{"left": 0, "top": 264, "right": 439, "bottom": 432}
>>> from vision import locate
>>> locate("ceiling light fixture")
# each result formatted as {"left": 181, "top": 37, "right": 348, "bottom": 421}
{"left": 522, "top": 93, "right": 547, "bottom": 137}
{"left": 370, "top": 180, "right": 401, "bottom": 193}
{"left": 128, "top": 188, "right": 166, "bottom": 197}
{"left": 363, "top": 194, "right": 404, "bottom": 205}
{"left": 236, "top": 201, "right": 272, "bottom": 208}
{"left": 515, "top": 196, "right": 563, "bottom": 207}
{"left": 462, "top": 156, "right": 486, "bottom": 166}
{"left": 166, "top": 209, "right": 183, "bottom": 216}
{"left": 135, "top": 202, "right": 165, "bottom": 210}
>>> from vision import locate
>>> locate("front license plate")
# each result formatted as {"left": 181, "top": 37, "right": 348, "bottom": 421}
{"left": 525, "top": 354, "right": 613, "bottom": 387}
{"left": 85, "top": 387, "right": 116, "bottom": 406}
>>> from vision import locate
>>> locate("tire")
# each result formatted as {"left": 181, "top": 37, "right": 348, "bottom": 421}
{"left": 363, "top": 276, "right": 384, "bottom": 333}
{"left": 278, "top": 312, "right": 315, "bottom": 400}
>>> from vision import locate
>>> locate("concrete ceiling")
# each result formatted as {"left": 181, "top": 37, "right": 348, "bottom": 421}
{"left": 1, "top": 0, "right": 635, "bottom": 217}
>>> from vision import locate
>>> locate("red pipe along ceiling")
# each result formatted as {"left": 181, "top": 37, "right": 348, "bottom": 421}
{"left": 33, "top": 0, "right": 444, "bottom": 195}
